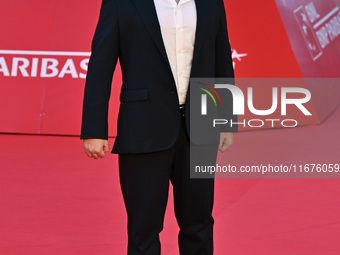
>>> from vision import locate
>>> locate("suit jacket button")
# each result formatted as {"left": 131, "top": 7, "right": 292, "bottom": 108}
{"left": 171, "top": 90, "right": 176, "bottom": 94}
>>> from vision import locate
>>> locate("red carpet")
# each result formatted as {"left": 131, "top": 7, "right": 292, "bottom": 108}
{"left": 1, "top": 107, "right": 340, "bottom": 254}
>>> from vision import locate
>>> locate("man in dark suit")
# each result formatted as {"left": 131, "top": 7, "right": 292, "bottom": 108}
{"left": 81, "top": 0, "right": 236, "bottom": 254}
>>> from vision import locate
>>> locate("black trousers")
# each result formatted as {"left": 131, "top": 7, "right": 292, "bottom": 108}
{"left": 118, "top": 109, "right": 218, "bottom": 255}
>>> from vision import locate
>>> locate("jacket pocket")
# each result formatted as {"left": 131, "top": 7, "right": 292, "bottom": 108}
{"left": 120, "top": 89, "right": 148, "bottom": 102}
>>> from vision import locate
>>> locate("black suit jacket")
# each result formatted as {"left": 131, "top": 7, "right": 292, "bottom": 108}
{"left": 80, "top": 0, "right": 236, "bottom": 154}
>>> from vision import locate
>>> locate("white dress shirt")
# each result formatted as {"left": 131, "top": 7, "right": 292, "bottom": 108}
{"left": 153, "top": 0, "right": 197, "bottom": 105}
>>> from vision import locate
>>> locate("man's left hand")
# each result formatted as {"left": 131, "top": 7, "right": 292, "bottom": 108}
{"left": 219, "top": 132, "right": 234, "bottom": 153}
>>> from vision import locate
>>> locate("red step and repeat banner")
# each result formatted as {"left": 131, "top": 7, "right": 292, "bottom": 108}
{"left": 0, "top": 0, "right": 339, "bottom": 136}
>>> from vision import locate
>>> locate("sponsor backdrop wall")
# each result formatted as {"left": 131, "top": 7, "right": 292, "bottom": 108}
{"left": 0, "top": 0, "right": 339, "bottom": 136}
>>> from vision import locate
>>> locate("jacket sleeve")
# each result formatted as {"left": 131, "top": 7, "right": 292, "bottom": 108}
{"left": 80, "top": 0, "right": 119, "bottom": 139}
{"left": 215, "top": 0, "right": 238, "bottom": 132}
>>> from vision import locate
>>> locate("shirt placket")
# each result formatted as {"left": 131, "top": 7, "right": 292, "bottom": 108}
{"left": 175, "top": 4, "right": 184, "bottom": 104}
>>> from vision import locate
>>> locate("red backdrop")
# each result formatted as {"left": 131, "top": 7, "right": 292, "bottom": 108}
{"left": 0, "top": 0, "right": 339, "bottom": 136}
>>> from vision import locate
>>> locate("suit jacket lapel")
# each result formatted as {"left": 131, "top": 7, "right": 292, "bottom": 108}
{"left": 129, "top": 0, "right": 171, "bottom": 70}
{"left": 129, "top": 0, "right": 212, "bottom": 83}
{"left": 191, "top": 0, "right": 212, "bottom": 70}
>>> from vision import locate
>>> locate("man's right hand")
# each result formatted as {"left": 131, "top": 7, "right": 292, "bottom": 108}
{"left": 83, "top": 139, "right": 110, "bottom": 159}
